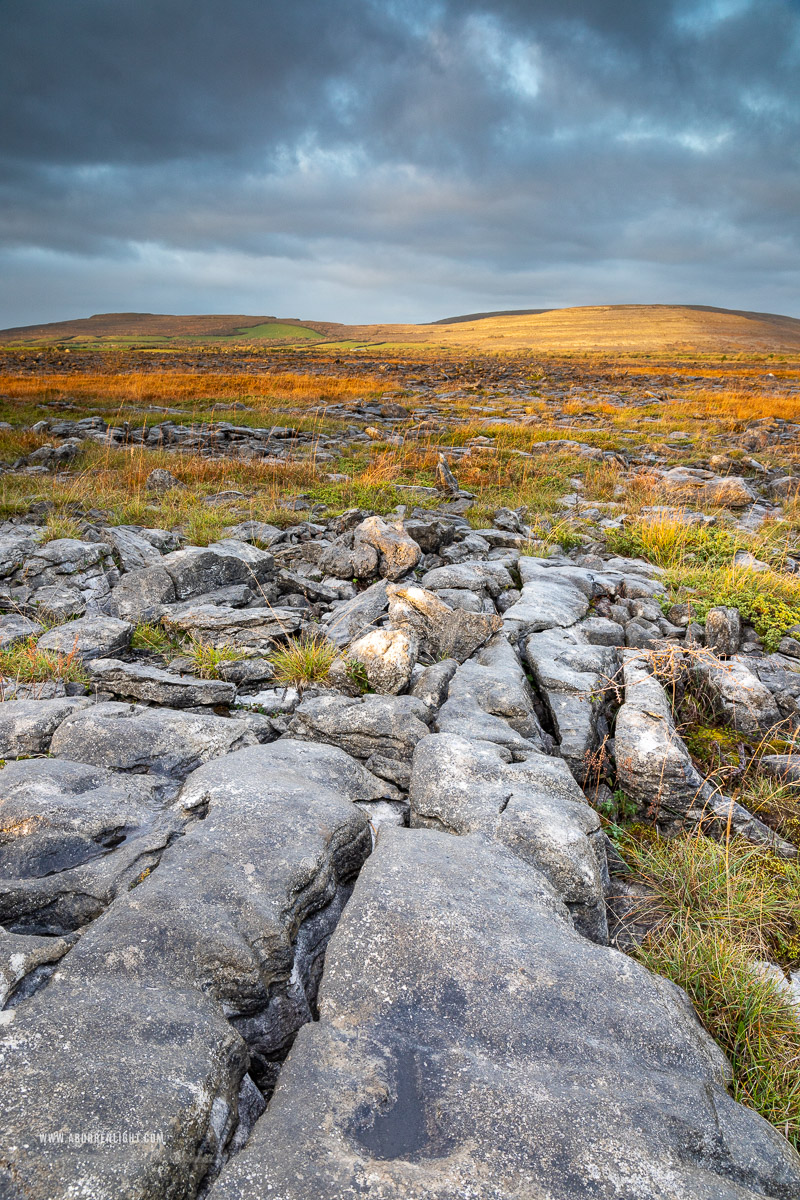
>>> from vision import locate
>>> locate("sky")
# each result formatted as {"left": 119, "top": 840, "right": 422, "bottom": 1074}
{"left": 1, "top": 0, "right": 799, "bottom": 328}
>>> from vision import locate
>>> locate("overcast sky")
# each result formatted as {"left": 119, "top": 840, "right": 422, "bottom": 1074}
{"left": 1, "top": 0, "right": 799, "bottom": 327}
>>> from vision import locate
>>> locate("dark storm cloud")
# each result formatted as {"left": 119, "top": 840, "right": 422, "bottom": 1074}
{"left": 1, "top": 0, "right": 798, "bottom": 325}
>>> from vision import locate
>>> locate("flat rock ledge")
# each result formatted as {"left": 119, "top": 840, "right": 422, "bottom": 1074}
{"left": 210, "top": 830, "right": 800, "bottom": 1200}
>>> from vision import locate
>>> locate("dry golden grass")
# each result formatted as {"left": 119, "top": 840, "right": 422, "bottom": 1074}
{"left": 0, "top": 370, "right": 382, "bottom": 410}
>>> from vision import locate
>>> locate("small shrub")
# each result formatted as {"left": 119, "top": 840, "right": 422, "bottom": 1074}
{"left": 670, "top": 566, "right": 800, "bottom": 653}
{"left": 270, "top": 634, "right": 336, "bottom": 686}
{"left": 345, "top": 657, "right": 371, "bottom": 693}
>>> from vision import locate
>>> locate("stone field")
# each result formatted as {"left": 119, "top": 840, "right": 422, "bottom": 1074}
{"left": 0, "top": 345, "right": 799, "bottom": 1198}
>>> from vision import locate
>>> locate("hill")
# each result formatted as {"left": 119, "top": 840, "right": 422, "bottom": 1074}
{"left": 413, "top": 304, "right": 800, "bottom": 352}
{"left": 2, "top": 303, "right": 800, "bottom": 353}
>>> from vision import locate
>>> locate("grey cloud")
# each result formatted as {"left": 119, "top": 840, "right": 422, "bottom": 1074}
{"left": 0, "top": 0, "right": 798, "bottom": 325}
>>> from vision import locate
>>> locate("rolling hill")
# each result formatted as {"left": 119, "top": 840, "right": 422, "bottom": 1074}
{"left": 2, "top": 304, "right": 799, "bottom": 353}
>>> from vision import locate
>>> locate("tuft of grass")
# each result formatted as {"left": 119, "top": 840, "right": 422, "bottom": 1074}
{"left": 0, "top": 635, "right": 89, "bottom": 685}
{"left": 744, "top": 775, "right": 800, "bottom": 849}
{"left": 270, "top": 634, "right": 336, "bottom": 687}
{"left": 130, "top": 621, "right": 182, "bottom": 657}
{"left": 638, "top": 924, "right": 800, "bottom": 1146}
{"left": 36, "top": 513, "right": 85, "bottom": 543}
{"left": 183, "top": 637, "right": 250, "bottom": 679}
{"left": 606, "top": 516, "right": 747, "bottom": 569}
{"left": 622, "top": 831, "right": 800, "bottom": 1148}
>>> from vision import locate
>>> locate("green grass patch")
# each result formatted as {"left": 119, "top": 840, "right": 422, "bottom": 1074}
{"left": 270, "top": 634, "right": 337, "bottom": 687}
{"left": 229, "top": 323, "right": 322, "bottom": 342}
{"left": 183, "top": 637, "right": 251, "bottom": 679}
{"left": 622, "top": 831, "right": 800, "bottom": 1148}
{"left": 606, "top": 517, "right": 749, "bottom": 568}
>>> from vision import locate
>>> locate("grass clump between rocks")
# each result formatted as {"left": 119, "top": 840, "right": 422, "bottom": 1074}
{"left": 621, "top": 831, "right": 800, "bottom": 1148}
{"left": 270, "top": 634, "right": 337, "bottom": 687}
{"left": 183, "top": 637, "right": 251, "bottom": 679}
{"left": 131, "top": 622, "right": 181, "bottom": 657}
{"left": 0, "top": 635, "right": 89, "bottom": 686}
{"left": 606, "top": 517, "right": 748, "bottom": 568}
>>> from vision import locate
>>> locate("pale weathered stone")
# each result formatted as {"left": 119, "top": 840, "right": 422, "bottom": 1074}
{"left": 387, "top": 583, "right": 501, "bottom": 663}
{"left": 89, "top": 658, "right": 236, "bottom": 707}
{"left": 50, "top": 702, "right": 258, "bottom": 778}
{"left": 289, "top": 694, "right": 430, "bottom": 761}
{"left": 353, "top": 516, "right": 421, "bottom": 581}
{"left": 0, "top": 697, "right": 91, "bottom": 757}
{"left": 0, "top": 742, "right": 372, "bottom": 1198}
{"left": 343, "top": 628, "right": 417, "bottom": 694}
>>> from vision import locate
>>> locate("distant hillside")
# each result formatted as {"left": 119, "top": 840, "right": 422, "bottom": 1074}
{"left": 416, "top": 304, "right": 800, "bottom": 352}
{"left": 2, "top": 303, "right": 800, "bottom": 353}
{"left": 431, "top": 308, "right": 552, "bottom": 325}
{"left": 0, "top": 312, "right": 329, "bottom": 345}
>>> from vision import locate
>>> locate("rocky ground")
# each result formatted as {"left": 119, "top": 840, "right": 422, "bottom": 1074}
{"left": 1, "top": 347, "right": 800, "bottom": 1198}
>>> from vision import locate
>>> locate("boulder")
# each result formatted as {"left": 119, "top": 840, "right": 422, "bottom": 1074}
{"left": 109, "top": 565, "right": 177, "bottom": 622}
{"left": 579, "top": 615, "right": 626, "bottom": 646}
{"left": 36, "top": 614, "right": 133, "bottom": 661}
{"left": 0, "top": 742, "right": 372, "bottom": 1199}
{"left": 445, "top": 633, "right": 550, "bottom": 750}
{"left": 0, "top": 526, "right": 40, "bottom": 578}
{"left": 224, "top": 520, "right": 282, "bottom": 546}
{"left": 209, "top": 830, "right": 800, "bottom": 1200}
{"left": 288, "top": 694, "right": 430, "bottom": 762}
{"left": 89, "top": 658, "right": 236, "bottom": 707}
{"left": 502, "top": 559, "right": 589, "bottom": 635}
{"left": 162, "top": 603, "right": 302, "bottom": 649}
{"left": 0, "top": 758, "right": 182, "bottom": 934}
{"left": 49, "top": 702, "right": 258, "bottom": 778}
{"left": 20, "top": 538, "right": 119, "bottom": 613}
{"left": 694, "top": 654, "right": 782, "bottom": 736}
{"left": 341, "top": 628, "right": 417, "bottom": 695}
{"left": 145, "top": 467, "right": 183, "bottom": 493}
{"left": 615, "top": 653, "right": 793, "bottom": 853}
{"left": 0, "top": 614, "right": 42, "bottom": 649}
{"left": 434, "top": 451, "right": 460, "bottom": 494}
{"left": 159, "top": 541, "right": 274, "bottom": 601}
{"left": 387, "top": 584, "right": 502, "bottom": 663}
{"left": 410, "top": 735, "right": 607, "bottom": 940}
{"left": 409, "top": 658, "right": 459, "bottom": 709}
{"left": 703, "top": 475, "right": 758, "bottom": 507}
{"left": 420, "top": 560, "right": 513, "bottom": 599}
{"left": 403, "top": 517, "right": 454, "bottom": 555}
{"left": 324, "top": 580, "right": 388, "bottom": 648}
{"left": 101, "top": 525, "right": 167, "bottom": 572}
{"left": 0, "top": 697, "right": 91, "bottom": 757}
{"left": 352, "top": 516, "right": 421, "bottom": 581}
{"left": 524, "top": 626, "right": 619, "bottom": 782}
{"left": 704, "top": 606, "right": 742, "bottom": 657}
{"left": 760, "top": 754, "right": 800, "bottom": 791}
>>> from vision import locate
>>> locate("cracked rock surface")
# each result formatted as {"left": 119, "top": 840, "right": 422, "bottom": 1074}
{"left": 1, "top": 500, "right": 799, "bottom": 1199}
